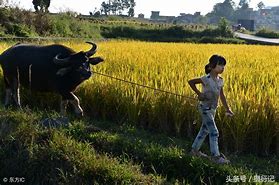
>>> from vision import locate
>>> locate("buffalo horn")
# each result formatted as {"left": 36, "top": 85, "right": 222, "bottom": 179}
{"left": 85, "top": 42, "right": 97, "bottom": 57}
{"left": 53, "top": 54, "right": 72, "bottom": 65}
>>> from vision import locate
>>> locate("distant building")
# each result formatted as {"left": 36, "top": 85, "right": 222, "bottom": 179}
{"left": 194, "top": 12, "right": 201, "bottom": 16}
{"left": 150, "top": 11, "right": 160, "bottom": 19}
{"left": 231, "top": 6, "right": 279, "bottom": 31}
{"left": 255, "top": 6, "right": 279, "bottom": 30}
{"left": 236, "top": 8, "right": 254, "bottom": 20}
{"left": 147, "top": 6, "right": 279, "bottom": 30}
{"left": 175, "top": 12, "right": 202, "bottom": 24}
{"left": 150, "top": 11, "right": 175, "bottom": 23}
{"left": 238, "top": 19, "right": 255, "bottom": 31}
{"left": 271, "top": 6, "right": 279, "bottom": 10}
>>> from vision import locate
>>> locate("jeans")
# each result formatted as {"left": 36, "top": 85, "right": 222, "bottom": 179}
{"left": 192, "top": 104, "right": 220, "bottom": 156}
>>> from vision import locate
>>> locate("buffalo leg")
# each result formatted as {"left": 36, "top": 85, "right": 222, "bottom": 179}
{"left": 4, "top": 72, "right": 21, "bottom": 108}
{"left": 3, "top": 76, "right": 12, "bottom": 107}
{"left": 60, "top": 92, "right": 83, "bottom": 117}
{"left": 11, "top": 74, "right": 21, "bottom": 108}
{"left": 4, "top": 77, "right": 12, "bottom": 107}
{"left": 69, "top": 93, "right": 83, "bottom": 117}
{"left": 60, "top": 100, "right": 68, "bottom": 116}
{"left": 11, "top": 68, "right": 21, "bottom": 108}
{"left": 4, "top": 89, "right": 12, "bottom": 107}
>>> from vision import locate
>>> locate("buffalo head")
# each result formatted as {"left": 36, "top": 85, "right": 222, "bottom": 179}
{"left": 54, "top": 42, "right": 104, "bottom": 80}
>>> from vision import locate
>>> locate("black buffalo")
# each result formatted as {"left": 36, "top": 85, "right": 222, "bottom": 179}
{"left": 0, "top": 42, "right": 104, "bottom": 116}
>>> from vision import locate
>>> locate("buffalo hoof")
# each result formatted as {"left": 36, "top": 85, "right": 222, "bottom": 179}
{"left": 4, "top": 104, "right": 10, "bottom": 109}
{"left": 76, "top": 112, "right": 84, "bottom": 118}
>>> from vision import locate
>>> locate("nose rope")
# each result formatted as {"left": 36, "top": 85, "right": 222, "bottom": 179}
{"left": 92, "top": 70, "right": 198, "bottom": 101}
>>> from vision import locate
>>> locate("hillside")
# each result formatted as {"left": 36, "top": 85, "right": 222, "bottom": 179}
{"left": 0, "top": 6, "right": 247, "bottom": 44}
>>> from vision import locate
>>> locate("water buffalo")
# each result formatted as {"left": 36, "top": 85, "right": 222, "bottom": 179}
{"left": 0, "top": 42, "right": 104, "bottom": 116}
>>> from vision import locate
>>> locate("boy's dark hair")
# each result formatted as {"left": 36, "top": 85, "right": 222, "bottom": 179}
{"left": 205, "top": 55, "right": 226, "bottom": 74}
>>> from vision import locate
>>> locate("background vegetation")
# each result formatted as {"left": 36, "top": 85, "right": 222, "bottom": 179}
{"left": 0, "top": 7, "right": 102, "bottom": 38}
{"left": 100, "top": 18, "right": 244, "bottom": 43}
{"left": 255, "top": 28, "right": 279, "bottom": 38}
{"left": 0, "top": 6, "right": 245, "bottom": 44}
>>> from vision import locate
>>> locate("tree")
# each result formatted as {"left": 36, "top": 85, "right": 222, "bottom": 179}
{"left": 32, "top": 0, "right": 51, "bottom": 13}
{"left": 211, "top": 0, "right": 235, "bottom": 21}
{"left": 128, "top": 7, "right": 134, "bottom": 17}
{"left": 100, "top": 0, "right": 136, "bottom": 16}
{"left": 257, "top": 1, "right": 265, "bottom": 10}
{"left": 218, "top": 17, "right": 233, "bottom": 37}
{"left": 0, "top": 0, "right": 8, "bottom": 7}
{"left": 101, "top": 1, "right": 110, "bottom": 15}
{"left": 127, "top": 0, "right": 135, "bottom": 17}
{"left": 238, "top": 0, "right": 250, "bottom": 10}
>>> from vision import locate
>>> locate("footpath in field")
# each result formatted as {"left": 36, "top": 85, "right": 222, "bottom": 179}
{"left": 0, "top": 108, "right": 278, "bottom": 184}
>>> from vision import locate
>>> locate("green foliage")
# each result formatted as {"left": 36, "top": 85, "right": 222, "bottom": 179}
{"left": 0, "top": 109, "right": 277, "bottom": 184}
{"left": 49, "top": 14, "right": 73, "bottom": 36}
{"left": 211, "top": 0, "right": 235, "bottom": 21}
{"left": 101, "top": 0, "right": 136, "bottom": 17}
{"left": 100, "top": 24, "right": 236, "bottom": 43}
{"left": 0, "top": 6, "right": 240, "bottom": 43}
{"left": 4, "top": 23, "right": 37, "bottom": 37}
{"left": 257, "top": 1, "right": 265, "bottom": 10}
{"left": 0, "top": 109, "right": 163, "bottom": 185}
{"left": 68, "top": 125, "right": 247, "bottom": 184}
{"left": 238, "top": 0, "right": 250, "bottom": 10}
{"left": 198, "top": 36, "right": 245, "bottom": 44}
{"left": 32, "top": 0, "right": 50, "bottom": 13}
{"left": 45, "top": 14, "right": 102, "bottom": 38}
{"left": 255, "top": 28, "right": 279, "bottom": 38}
{"left": 0, "top": 25, "right": 5, "bottom": 36}
{"left": 217, "top": 17, "right": 233, "bottom": 37}
{"left": 0, "top": 7, "right": 37, "bottom": 37}
{"left": 0, "top": 7, "right": 102, "bottom": 38}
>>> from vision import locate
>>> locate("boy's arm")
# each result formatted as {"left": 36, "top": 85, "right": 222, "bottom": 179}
{"left": 220, "top": 87, "right": 234, "bottom": 115}
{"left": 188, "top": 78, "right": 203, "bottom": 96}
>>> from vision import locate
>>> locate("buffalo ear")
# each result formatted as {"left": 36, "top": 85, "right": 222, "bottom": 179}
{"left": 56, "top": 67, "right": 72, "bottom": 76}
{"left": 88, "top": 57, "right": 104, "bottom": 65}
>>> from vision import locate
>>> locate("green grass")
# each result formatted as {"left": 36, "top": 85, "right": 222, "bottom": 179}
{"left": 0, "top": 107, "right": 278, "bottom": 184}
{"left": 0, "top": 108, "right": 164, "bottom": 185}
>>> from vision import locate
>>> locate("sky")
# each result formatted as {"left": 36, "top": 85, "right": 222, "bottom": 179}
{"left": 8, "top": 0, "right": 279, "bottom": 18}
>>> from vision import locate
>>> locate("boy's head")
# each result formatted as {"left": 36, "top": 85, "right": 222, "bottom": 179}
{"left": 205, "top": 55, "right": 226, "bottom": 74}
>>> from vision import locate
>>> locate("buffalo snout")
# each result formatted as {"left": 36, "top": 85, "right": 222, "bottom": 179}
{"left": 89, "top": 57, "right": 104, "bottom": 65}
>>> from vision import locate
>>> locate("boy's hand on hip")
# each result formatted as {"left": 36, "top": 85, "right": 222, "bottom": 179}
{"left": 225, "top": 109, "right": 234, "bottom": 117}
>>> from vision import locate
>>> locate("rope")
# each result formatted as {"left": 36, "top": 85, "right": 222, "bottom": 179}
{"left": 92, "top": 70, "right": 198, "bottom": 101}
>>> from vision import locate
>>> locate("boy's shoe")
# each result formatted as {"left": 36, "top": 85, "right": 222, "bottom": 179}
{"left": 190, "top": 150, "right": 209, "bottom": 158}
{"left": 212, "top": 154, "right": 230, "bottom": 164}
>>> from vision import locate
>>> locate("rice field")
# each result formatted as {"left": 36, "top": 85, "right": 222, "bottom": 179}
{"left": 0, "top": 41, "right": 278, "bottom": 155}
